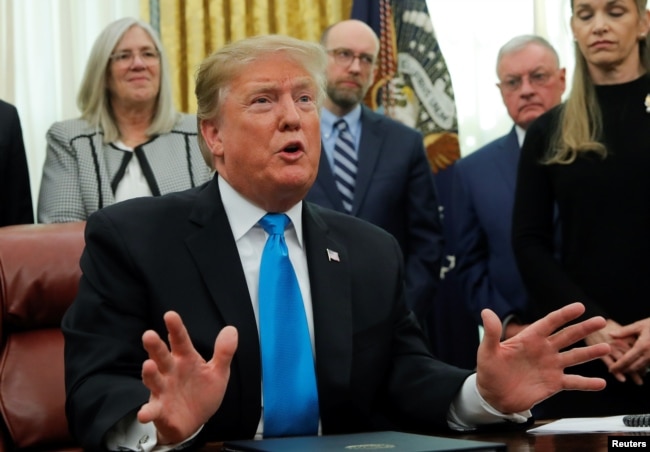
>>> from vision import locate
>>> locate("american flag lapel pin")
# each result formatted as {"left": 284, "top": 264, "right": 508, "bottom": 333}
{"left": 326, "top": 248, "right": 340, "bottom": 262}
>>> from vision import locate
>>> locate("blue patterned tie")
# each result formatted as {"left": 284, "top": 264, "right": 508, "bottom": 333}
{"left": 333, "top": 119, "right": 357, "bottom": 213}
{"left": 258, "top": 213, "right": 319, "bottom": 437}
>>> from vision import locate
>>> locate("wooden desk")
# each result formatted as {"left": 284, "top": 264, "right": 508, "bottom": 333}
{"left": 201, "top": 427, "right": 648, "bottom": 451}
{"left": 427, "top": 424, "right": 648, "bottom": 451}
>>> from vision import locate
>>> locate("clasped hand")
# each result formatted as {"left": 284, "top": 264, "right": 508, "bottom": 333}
{"left": 604, "top": 317, "right": 650, "bottom": 384}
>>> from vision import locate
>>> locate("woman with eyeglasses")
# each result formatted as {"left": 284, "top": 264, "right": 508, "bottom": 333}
{"left": 512, "top": 0, "right": 650, "bottom": 418}
{"left": 37, "top": 17, "right": 212, "bottom": 223}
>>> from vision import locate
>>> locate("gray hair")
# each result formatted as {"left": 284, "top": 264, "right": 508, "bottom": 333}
{"left": 195, "top": 34, "right": 327, "bottom": 168}
{"left": 76, "top": 17, "right": 178, "bottom": 143}
{"left": 496, "top": 34, "right": 560, "bottom": 76}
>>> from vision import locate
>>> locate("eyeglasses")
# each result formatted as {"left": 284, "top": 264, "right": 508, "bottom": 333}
{"left": 109, "top": 49, "right": 160, "bottom": 67}
{"left": 498, "top": 71, "right": 553, "bottom": 93}
{"left": 327, "top": 48, "right": 375, "bottom": 69}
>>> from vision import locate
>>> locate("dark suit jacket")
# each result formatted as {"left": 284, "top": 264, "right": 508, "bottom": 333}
{"left": 63, "top": 176, "right": 471, "bottom": 451}
{"left": 451, "top": 128, "right": 528, "bottom": 323}
{"left": 0, "top": 100, "right": 33, "bottom": 226}
{"left": 305, "top": 106, "right": 442, "bottom": 320}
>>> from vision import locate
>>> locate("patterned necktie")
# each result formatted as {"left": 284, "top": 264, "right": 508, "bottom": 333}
{"left": 258, "top": 213, "right": 319, "bottom": 437}
{"left": 332, "top": 119, "right": 357, "bottom": 213}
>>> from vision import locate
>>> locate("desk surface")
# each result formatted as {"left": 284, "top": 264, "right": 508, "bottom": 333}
{"left": 440, "top": 429, "right": 626, "bottom": 451}
{"left": 201, "top": 427, "right": 647, "bottom": 451}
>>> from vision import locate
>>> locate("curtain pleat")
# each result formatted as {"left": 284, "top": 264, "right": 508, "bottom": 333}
{"left": 144, "top": 0, "right": 352, "bottom": 113}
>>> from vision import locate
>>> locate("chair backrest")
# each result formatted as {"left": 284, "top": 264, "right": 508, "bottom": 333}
{"left": 0, "top": 222, "right": 85, "bottom": 451}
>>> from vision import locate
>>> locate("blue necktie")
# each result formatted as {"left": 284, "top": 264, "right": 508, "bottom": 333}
{"left": 332, "top": 119, "right": 357, "bottom": 213}
{"left": 258, "top": 213, "right": 319, "bottom": 437}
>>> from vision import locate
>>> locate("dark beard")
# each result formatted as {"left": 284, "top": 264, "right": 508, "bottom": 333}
{"left": 326, "top": 85, "right": 363, "bottom": 110}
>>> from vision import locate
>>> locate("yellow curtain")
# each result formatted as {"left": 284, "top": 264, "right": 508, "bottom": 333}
{"left": 141, "top": 0, "right": 352, "bottom": 113}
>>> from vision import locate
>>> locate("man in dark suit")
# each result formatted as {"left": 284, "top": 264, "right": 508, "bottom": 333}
{"left": 0, "top": 99, "right": 33, "bottom": 225}
{"left": 452, "top": 35, "right": 565, "bottom": 339}
{"left": 63, "top": 34, "right": 609, "bottom": 451}
{"left": 305, "top": 20, "right": 442, "bottom": 322}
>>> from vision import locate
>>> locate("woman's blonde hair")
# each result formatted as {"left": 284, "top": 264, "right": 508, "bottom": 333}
{"left": 548, "top": 0, "right": 650, "bottom": 164}
{"left": 76, "top": 17, "right": 178, "bottom": 143}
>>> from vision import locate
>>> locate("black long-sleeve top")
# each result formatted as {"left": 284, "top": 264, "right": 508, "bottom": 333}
{"left": 513, "top": 74, "right": 650, "bottom": 326}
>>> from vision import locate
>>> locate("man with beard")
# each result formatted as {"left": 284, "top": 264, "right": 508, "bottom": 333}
{"left": 306, "top": 19, "right": 442, "bottom": 328}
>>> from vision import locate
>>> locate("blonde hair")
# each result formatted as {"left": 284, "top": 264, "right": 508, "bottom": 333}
{"left": 548, "top": 0, "right": 650, "bottom": 164}
{"left": 76, "top": 17, "right": 178, "bottom": 143}
{"left": 195, "top": 34, "right": 327, "bottom": 168}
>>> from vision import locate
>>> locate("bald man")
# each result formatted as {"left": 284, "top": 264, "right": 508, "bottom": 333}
{"left": 306, "top": 20, "right": 443, "bottom": 326}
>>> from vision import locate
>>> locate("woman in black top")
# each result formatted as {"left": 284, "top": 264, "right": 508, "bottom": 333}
{"left": 513, "top": 0, "right": 650, "bottom": 417}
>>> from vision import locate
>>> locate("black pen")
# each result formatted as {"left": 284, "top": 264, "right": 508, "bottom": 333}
{"left": 623, "top": 414, "right": 650, "bottom": 427}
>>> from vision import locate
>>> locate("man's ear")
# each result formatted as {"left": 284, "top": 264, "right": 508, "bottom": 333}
{"left": 559, "top": 67, "right": 567, "bottom": 93}
{"left": 200, "top": 118, "right": 224, "bottom": 159}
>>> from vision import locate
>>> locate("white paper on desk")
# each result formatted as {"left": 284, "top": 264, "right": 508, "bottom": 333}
{"left": 528, "top": 415, "right": 650, "bottom": 434}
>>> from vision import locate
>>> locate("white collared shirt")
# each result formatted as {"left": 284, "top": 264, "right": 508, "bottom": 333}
{"left": 515, "top": 125, "right": 526, "bottom": 149}
{"left": 112, "top": 141, "right": 153, "bottom": 202}
{"left": 218, "top": 177, "right": 315, "bottom": 348}
{"left": 219, "top": 177, "right": 318, "bottom": 438}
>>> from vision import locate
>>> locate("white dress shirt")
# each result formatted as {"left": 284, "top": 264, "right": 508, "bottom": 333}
{"left": 112, "top": 141, "right": 154, "bottom": 202}
{"left": 515, "top": 125, "right": 526, "bottom": 149}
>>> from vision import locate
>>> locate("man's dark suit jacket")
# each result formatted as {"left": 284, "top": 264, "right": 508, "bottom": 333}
{"left": 63, "top": 176, "right": 471, "bottom": 451}
{"left": 305, "top": 106, "right": 442, "bottom": 320}
{"left": 0, "top": 100, "right": 33, "bottom": 225}
{"left": 452, "top": 127, "right": 528, "bottom": 323}
{"left": 452, "top": 127, "right": 560, "bottom": 325}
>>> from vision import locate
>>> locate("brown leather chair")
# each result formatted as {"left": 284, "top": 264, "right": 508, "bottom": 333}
{"left": 0, "top": 222, "right": 85, "bottom": 451}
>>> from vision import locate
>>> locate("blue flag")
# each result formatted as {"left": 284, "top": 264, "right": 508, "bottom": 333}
{"left": 352, "top": 0, "right": 460, "bottom": 174}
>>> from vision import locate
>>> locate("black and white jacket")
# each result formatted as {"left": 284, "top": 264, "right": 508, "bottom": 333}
{"left": 37, "top": 113, "right": 212, "bottom": 223}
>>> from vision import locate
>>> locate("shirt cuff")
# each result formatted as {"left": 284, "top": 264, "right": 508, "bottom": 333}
{"left": 447, "top": 373, "right": 531, "bottom": 431}
{"left": 105, "top": 411, "right": 203, "bottom": 451}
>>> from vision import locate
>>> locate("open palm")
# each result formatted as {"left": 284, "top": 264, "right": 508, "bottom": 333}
{"left": 137, "top": 312, "right": 238, "bottom": 445}
{"left": 476, "top": 302, "right": 610, "bottom": 414}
